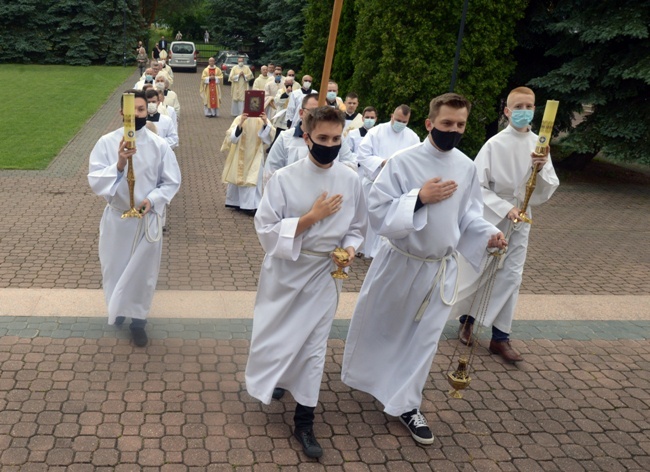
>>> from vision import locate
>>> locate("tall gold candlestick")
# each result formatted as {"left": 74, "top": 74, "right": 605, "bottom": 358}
{"left": 515, "top": 99, "right": 559, "bottom": 224}
{"left": 121, "top": 93, "right": 142, "bottom": 219}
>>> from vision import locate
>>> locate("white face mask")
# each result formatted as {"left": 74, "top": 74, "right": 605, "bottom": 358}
{"left": 364, "top": 118, "right": 376, "bottom": 129}
{"left": 303, "top": 81, "right": 311, "bottom": 89}
{"left": 147, "top": 103, "right": 158, "bottom": 114}
{"left": 154, "top": 81, "right": 165, "bottom": 90}
{"left": 238, "top": 62, "right": 244, "bottom": 67}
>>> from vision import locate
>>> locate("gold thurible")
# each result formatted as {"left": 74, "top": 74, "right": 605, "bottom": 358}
{"left": 121, "top": 93, "right": 142, "bottom": 219}
{"left": 515, "top": 100, "right": 559, "bottom": 225}
{"left": 331, "top": 247, "right": 350, "bottom": 279}
{"left": 447, "top": 356, "right": 471, "bottom": 399}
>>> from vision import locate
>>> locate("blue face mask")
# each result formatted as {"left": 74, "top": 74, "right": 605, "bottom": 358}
{"left": 326, "top": 91, "right": 337, "bottom": 102}
{"left": 392, "top": 121, "right": 407, "bottom": 133}
{"left": 274, "top": 75, "right": 281, "bottom": 83}
{"left": 510, "top": 109, "right": 534, "bottom": 128}
{"left": 145, "top": 75, "right": 153, "bottom": 83}
{"left": 364, "top": 118, "right": 376, "bottom": 129}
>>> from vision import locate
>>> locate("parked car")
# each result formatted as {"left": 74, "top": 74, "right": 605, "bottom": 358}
{"left": 214, "top": 51, "right": 255, "bottom": 84}
{"left": 168, "top": 41, "right": 197, "bottom": 72}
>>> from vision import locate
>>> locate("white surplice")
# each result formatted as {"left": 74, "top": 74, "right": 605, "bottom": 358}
{"left": 451, "top": 125, "right": 559, "bottom": 333}
{"left": 163, "top": 90, "right": 180, "bottom": 118}
{"left": 245, "top": 157, "right": 367, "bottom": 407}
{"left": 341, "top": 137, "right": 498, "bottom": 416}
{"left": 88, "top": 127, "right": 181, "bottom": 325}
{"left": 356, "top": 122, "right": 420, "bottom": 257}
{"left": 148, "top": 113, "right": 178, "bottom": 149}
{"left": 263, "top": 123, "right": 357, "bottom": 187}
{"left": 285, "top": 87, "right": 315, "bottom": 128}
{"left": 346, "top": 126, "right": 369, "bottom": 179}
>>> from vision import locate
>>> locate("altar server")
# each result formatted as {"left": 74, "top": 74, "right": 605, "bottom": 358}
{"left": 246, "top": 106, "right": 366, "bottom": 459}
{"left": 88, "top": 89, "right": 181, "bottom": 347}
{"left": 453, "top": 86, "right": 559, "bottom": 363}
{"left": 342, "top": 93, "right": 506, "bottom": 445}
{"left": 356, "top": 104, "right": 420, "bottom": 257}
{"left": 145, "top": 89, "right": 178, "bottom": 149}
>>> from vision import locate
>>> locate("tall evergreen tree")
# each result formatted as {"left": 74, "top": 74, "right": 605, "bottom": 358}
{"left": 0, "top": 0, "right": 56, "bottom": 63}
{"left": 205, "top": 0, "right": 266, "bottom": 59}
{"left": 350, "top": 0, "right": 526, "bottom": 156}
{"left": 517, "top": 0, "right": 650, "bottom": 167}
{"left": 259, "top": 0, "right": 305, "bottom": 70}
{"left": 0, "top": 0, "right": 144, "bottom": 65}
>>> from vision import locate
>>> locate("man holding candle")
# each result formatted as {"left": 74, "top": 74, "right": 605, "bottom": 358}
{"left": 454, "top": 86, "right": 560, "bottom": 363}
{"left": 88, "top": 89, "right": 181, "bottom": 347}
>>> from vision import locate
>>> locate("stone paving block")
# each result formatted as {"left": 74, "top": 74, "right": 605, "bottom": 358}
{"left": 0, "top": 332, "right": 648, "bottom": 469}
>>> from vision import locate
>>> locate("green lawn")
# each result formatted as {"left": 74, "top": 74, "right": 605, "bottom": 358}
{"left": 0, "top": 65, "right": 134, "bottom": 169}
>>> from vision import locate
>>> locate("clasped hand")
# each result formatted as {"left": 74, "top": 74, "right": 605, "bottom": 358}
{"left": 331, "top": 246, "right": 355, "bottom": 268}
{"left": 487, "top": 232, "right": 508, "bottom": 250}
{"left": 531, "top": 145, "right": 549, "bottom": 168}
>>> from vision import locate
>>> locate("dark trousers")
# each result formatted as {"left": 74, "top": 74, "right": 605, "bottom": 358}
{"left": 294, "top": 403, "right": 315, "bottom": 432}
{"left": 459, "top": 315, "right": 509, "bottom": 342}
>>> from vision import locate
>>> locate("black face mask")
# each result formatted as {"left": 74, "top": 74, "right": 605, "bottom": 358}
{"left": 431, "top": 127, "right": 463, "bottom": 151}
{"left": 307, "top": 135, "right": 341, "bottom": 165}
{"left": 135, "top": 116, "right": 148, "bottom": 131}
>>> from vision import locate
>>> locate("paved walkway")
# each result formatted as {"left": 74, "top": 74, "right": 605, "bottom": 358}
{"left": 0, "top": 68, "right": 649, "bottom": 470}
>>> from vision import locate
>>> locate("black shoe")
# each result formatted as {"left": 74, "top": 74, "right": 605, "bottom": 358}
{"left": 399, "top": 409, "right": 434, "bottom": 445}
{"left": 130, "top": 326, "right": 148, "bottom": 347}
{"left": 293, "top": 428, "right": 323, "bottom": 458}
{"left": 272, "top": 388, "right": 286, "bottom": 400}
{"left": 115, "top": 316, "right": 125, "bottom": 326}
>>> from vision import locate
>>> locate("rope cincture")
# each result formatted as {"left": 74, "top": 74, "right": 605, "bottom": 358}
{"left": 384, "top": 238, "right": 459, "bottom": 322}
{"left": 299, "top": 248, "right": 342, "bottom": 307}
{"left": 108, "top": 204, "right": 164, "bottom": 256}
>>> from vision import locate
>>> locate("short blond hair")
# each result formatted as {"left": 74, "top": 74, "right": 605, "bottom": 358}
{"left": 507, "top": 87, "right": 535, "bottom": 107}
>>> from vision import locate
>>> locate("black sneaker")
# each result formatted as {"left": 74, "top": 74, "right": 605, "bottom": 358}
{"left": 130, "top": 326, "right": 148, "bottom": 347}
{"left": 272, "top": 388, "right": 286, "bottom": 400}
{"left": 114, "top": 316, "right": 125, "bottom": 326}
{"left": 293, "top": 428, "right": 323, "bottom": 458}
{"left": 399, "top": 409, "right": 434, "bottom": 445}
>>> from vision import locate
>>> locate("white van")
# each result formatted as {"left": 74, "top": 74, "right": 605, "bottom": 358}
{"left": 168, "top": 41, "right": 197, "bottom": 72}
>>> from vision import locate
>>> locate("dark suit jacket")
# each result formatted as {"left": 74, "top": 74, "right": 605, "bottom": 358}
{"left": 158, "top": 40, "right": 167, "bottom": 51}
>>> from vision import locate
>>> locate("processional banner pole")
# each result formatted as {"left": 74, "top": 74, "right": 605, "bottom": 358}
{"left": 318, "top": 0, "right": 345, "bottom": 106}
